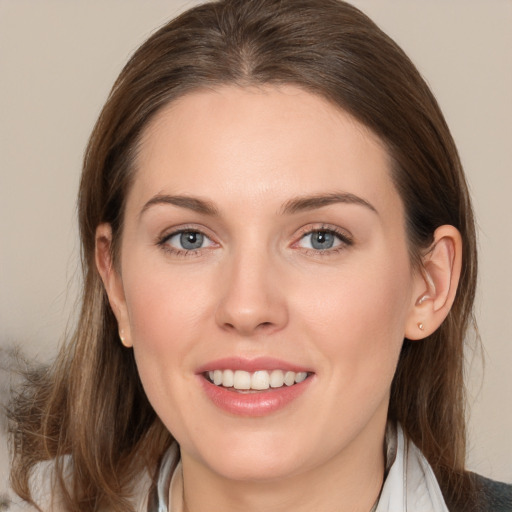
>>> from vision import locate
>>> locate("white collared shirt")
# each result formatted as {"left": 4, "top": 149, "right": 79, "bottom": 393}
{"left": 151, "top": 423, "right": 449, "bottom": 512}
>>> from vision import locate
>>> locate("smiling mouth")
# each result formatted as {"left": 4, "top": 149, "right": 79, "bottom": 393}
{"left": 205, "top": 369, "right": 311, "bottom": 391}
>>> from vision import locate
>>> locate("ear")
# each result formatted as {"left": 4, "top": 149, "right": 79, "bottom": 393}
{"left": 95, "top": 223, "right": 133, "bottom": 347}
{"left": 405, "top": 225, "right": 462, "bottom": 340}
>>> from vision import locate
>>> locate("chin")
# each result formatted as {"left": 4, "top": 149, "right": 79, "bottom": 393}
{"left": 207, "top": 455, "right": 304, "bottom": 483}
{"left": 187, "top": 429, "right": 319, "bottom": 483}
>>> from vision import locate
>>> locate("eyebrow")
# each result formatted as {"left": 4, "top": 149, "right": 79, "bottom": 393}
{"left": 140, "top": 194, "right": 219, "bottom": 218}
{"left": 281, "top": 192, "right": 378, "bottom": 215}
{"left": 139, "top": 191, "right": 377, "bottom": 219}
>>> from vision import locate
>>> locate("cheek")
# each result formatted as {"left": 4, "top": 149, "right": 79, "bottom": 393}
{"left": 121, "top": 266, "right": 213, "bottom": 431}
{"left": 294, "top": 252, "right": 412, "bottom": 374}
{"left": 124, "top": 260, "right": 212, "bottom": 342}
{"left": 121, "top": 262, "right": 214, "bottom": 390}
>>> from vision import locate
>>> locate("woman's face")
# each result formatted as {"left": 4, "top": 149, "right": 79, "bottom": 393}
{"left": 109, "top": 85, "right": 424, "bottom": 482}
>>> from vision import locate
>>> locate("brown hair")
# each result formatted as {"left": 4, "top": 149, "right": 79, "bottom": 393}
{"left": 9, "top": 0, "right": 478, "bottom": 510}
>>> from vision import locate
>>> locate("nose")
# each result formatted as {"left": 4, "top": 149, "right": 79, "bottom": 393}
{"left": 214, "top": 247, "right": 289, "bottom": 337}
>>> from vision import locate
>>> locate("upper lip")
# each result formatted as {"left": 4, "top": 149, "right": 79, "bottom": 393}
{"left": 196, "top": 356, "right": 312, "bottom": 374}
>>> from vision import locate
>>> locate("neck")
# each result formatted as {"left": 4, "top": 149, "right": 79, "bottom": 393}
{"left": 179, "top": 421, "right": 386, "bottom": 512}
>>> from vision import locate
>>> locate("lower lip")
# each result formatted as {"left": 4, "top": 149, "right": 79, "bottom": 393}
{"left": 199, "top": 376, "right": 312, "bottom": 417}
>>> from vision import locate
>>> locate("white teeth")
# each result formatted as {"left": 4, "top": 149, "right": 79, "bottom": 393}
{"left": 207, "top": 369, "right": 309, "bottom": 390}
{"left": 222, "top": 369, "right": 234, "bottom": 387}
{"left": 284, "top": 371, "right": 295, "bottom": 386}
{"left": 213, "top": 370, "right": 223, "bottom": 386}
{"left": 233, "top": 370, "right": 251, "bottom": 390}
{"left": 251, "top": 370, "right": 270, "bottom": 390}
{"left": 295, "top": 372, "right": 308, "bottom": 383}
{"left": 269, "top": 369, "right": 285, "bottom": 388}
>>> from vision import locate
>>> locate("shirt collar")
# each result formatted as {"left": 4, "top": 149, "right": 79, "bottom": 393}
{"left": 149, "top": 423, "right": 449, "bottom": 512}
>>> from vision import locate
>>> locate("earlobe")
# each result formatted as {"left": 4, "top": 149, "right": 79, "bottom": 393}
{"left": 405, "top": 225, "right": 462, "bottom": 340}
{"left": 95, "top": 223, "right": 133, "bottom": 347}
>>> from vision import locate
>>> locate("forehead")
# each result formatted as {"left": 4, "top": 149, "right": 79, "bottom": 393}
{"left": 130, "top": 84, "right": 400, "bottom": 218}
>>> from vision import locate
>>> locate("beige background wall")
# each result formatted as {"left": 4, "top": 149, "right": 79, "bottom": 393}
{"left": 1, "top": 0, "right": 511, "bottom": 495}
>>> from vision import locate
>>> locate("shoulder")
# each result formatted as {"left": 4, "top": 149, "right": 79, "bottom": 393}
{"left": 470, "top": 473, "right": 512, "bottom": 512}
{"left": 8, "top": 457, "right": 152, "bottom": 512}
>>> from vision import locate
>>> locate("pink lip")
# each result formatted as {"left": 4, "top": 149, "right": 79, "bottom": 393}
{"left": 199, "top": 376, "right": 312, "bottom": 417}
{"left": 196, "top": 356, "right": 311, "bottom": 374}
{"left": 196, "top": 357, "right": 314, "bottom": 417}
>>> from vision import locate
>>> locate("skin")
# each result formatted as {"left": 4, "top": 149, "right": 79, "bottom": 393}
{"left": 96, "top": 85, "right": 461, "bottom": 512}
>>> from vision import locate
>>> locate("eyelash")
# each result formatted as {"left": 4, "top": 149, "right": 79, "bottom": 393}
{"left": 156, "top": 225, "right": 217, "bottom": 258}
{"left": 156, "top": 224, "right": 353, "bottom": 258}
{"left": 293, "top": 225, "right": 353, "bottom": 256}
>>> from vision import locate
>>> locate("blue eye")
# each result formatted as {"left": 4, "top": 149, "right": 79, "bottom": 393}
{"left": 164, "top": 230, "right": 214, "bottom": 251}
{"left": 298, "top": 230, "right": 346, "bottom": 251}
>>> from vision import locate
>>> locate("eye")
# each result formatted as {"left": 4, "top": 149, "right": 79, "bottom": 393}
{"left": 296, "top": 229, "right": 351, "bottom": 251}
{"left": 162, "top": 230, "right": 215, "bottom": 252}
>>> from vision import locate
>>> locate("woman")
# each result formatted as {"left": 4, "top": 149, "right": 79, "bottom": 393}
{"left": 8, "top": 0, "right": 512, "bottom": 511}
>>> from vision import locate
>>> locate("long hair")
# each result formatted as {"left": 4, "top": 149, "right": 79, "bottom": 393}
{"left": 9, "top": 1, "right": 478, "bottom": 510}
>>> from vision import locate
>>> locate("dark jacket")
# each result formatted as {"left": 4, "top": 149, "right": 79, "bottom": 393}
{"left": 448, "top": 474, "right": 512, "bottom": 512}
{"left": 473, "top": 474, "right": 512, "bottom": 512}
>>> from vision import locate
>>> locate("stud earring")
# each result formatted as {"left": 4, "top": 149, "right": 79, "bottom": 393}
{"left": 119, "top": 329, "right": 125, "bottom": 343}
{"left": 417, "top": 323, "right": 425, "bottom": 331}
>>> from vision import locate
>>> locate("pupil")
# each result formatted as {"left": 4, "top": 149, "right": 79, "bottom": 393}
{"left": 311, "top": 231, "right": 334, "bottom": 250}
{"left": 180, "top": 232, "right": 203, "bottom": 250}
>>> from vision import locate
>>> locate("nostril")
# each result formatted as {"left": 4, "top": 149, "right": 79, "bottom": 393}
{"left": 214, "top": 291, "right": 289, "bottom": 335}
